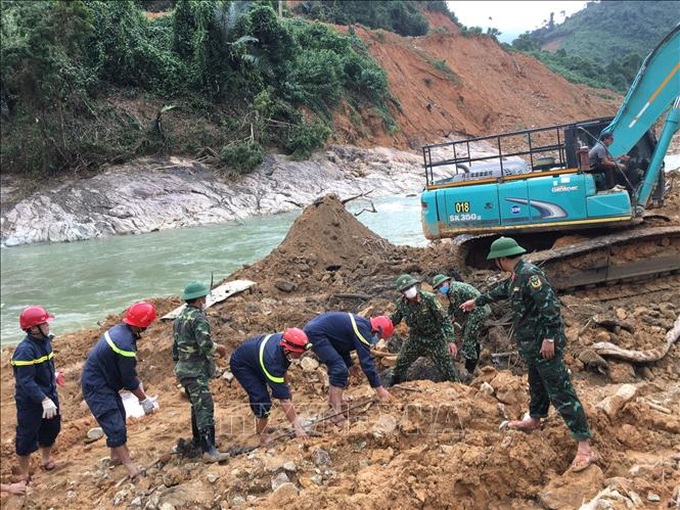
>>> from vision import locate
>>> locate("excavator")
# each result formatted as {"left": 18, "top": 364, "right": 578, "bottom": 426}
{"left": 420, "top": 24, "right": 680, "bottom": 291}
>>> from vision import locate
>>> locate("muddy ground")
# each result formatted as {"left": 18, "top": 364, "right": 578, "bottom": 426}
{"left": 2, "top": 176, "right": 679, "bottom": 510}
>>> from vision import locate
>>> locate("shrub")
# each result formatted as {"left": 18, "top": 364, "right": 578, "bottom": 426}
{"left": 284, "top": 120, "right": 332, "bottom": 160}
{"left": 219, "top": 140, "right": 264, "bottom": 173}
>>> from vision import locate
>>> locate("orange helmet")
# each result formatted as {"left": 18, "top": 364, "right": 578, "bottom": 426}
{"left": 370, "top": 315, "right": 394, "bottom": 339}
{"left": 19, "top": 306, "right": 55, "bottom": 330}
{"left": 280, "top": 327, "right": 311, "bottom": 354}
{"left": 123, "top": 301, "right": 157, "bottom": 328}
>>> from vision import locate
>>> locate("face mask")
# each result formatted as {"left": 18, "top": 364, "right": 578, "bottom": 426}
{"left": 438, "top": 285, "right": 449, "bottom": 295}
{"left": 404, "top": 287, "right": 417, "bottom": 299}
{"left": 370, "top": 333, "right": 380, "bottom": 345}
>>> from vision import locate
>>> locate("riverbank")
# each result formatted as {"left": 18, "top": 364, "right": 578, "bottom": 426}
{"left": 0, "top": 145, "right": 427, "bottom": 247}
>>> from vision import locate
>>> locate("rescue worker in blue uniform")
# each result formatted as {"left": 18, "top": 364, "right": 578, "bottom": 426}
{"left": 303, "top": 312, "right": 394, "bottom": 426}
{"left": 81, "top": 301, "right": 158, "bottom": 479}
{"left": 11, "top": 306, "right": 62, "bottom": 481}
{"left": 230, "top": 328, "right": 311, "bottom": 445}
{"left": 461, "top": 237, "right": 598, "bottom": 473}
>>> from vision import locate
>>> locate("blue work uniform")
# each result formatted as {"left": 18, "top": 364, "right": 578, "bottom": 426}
{"left": 229, "top": 333, "right": 291, "bottom": 418}
{"left": 81, "top": 324, "right": 141, "bottom": 448}
{"left": 11, "top": 333, "right": 61, "bottom": 456}
{"left": 304, "top": 311, "right": 381, "bottom": 389}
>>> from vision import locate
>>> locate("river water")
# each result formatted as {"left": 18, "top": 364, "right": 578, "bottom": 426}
{"left": 0, "top": 195, "right": 424, "bottom": 345}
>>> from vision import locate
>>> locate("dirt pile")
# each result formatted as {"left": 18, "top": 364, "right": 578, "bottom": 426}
{"left": 2, "top": 191, "right": 679, "bottom": 510}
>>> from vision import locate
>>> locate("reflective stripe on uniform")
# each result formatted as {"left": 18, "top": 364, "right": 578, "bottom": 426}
{"left": 348, "top": 313, "right": 372, "bottom": 347}
{"left": 105, "top": 331, "right": 136, "bottom": 358}
{"left": 11, "top": 351, "right": 54, "bottom": 366}
{"left": 259, "top": 334, "right": 284, "bottom": 383}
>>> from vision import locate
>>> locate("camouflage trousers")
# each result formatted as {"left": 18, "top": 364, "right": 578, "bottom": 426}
{"left": 179, "top": 376, "right": 215, "bottom": 431}
{"left": 393, "top": 334, "right": 459, "bottom": 383}
{"left": 458, "top": 307, "right": 489, "bottom": 362}
{"left": 526, "top": 356, "right": 592, "bottom": 440}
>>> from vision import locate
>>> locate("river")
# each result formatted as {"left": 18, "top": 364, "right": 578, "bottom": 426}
{"left": 0, "top": 194, "right": 424, "bottom": 346}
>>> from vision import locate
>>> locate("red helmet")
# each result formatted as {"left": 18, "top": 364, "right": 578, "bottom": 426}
{"left": 123, "top": 301, "right": 157, "bottom": 328}
{"left": 370, "top": 315, "right": 394, "bottom": 340}
{"left": 280, "top": 327, "right": 311, "bottom": 354}
{"left": 19, "top": 306, "right": 55, "bottom": 330}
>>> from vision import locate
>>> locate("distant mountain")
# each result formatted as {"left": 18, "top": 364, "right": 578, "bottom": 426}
{"left": 511, "top": 1, "right": 679, "bottom": 92}
{"left": 525, "top": 1, "right": 678, "bottom": 65}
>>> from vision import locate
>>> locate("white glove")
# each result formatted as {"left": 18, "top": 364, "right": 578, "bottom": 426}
{"left": 42, "top": 398, "right": 58, "bottom": 419}
{"left": 139, "top": 397, "right": 156, "bottom": 415}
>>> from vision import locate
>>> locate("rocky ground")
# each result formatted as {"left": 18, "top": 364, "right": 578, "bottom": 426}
{"left": 2, "top": 181, "right": 680, "bottom": 510}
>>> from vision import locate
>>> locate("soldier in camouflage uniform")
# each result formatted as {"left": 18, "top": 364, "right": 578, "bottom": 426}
{"left": 460, "top": 237, "right": 598, "bottom": 472}
{"left": 173, "top": 281, "right": 228, "bottom": 463}
{"left": 432, "top": 274, "right": 490, "bottom": 376}
{"left": 388, "top": 274, "right": 460, "bottom": 385}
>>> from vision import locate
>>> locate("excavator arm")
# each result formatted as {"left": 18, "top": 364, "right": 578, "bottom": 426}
{"left": 605, "top": 23, "right": 679, "bottom": 158}
{"left": 636, "top": 97, "right": 679, "bottom": 207}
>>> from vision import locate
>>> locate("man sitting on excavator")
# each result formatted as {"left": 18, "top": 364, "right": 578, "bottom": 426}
{"left": 588, "top": 131, "right": 629, "bottom": 192}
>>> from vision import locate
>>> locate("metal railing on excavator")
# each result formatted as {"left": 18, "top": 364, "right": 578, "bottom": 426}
{"left": 422, "top": 118, "right": 613, "bottom": 189}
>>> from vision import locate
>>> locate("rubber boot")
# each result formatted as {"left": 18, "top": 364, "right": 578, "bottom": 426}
{"left": 190, "top": 407, "right": 200, "bottom": 449}
{"left": 200, "top": 427, "right": 229, "bottom": 463}
{"left": 464, "top": 358, "right": 478, "bottom": 375}
{"left": 174, "top": 408, "right": 202, "bottom": 456}
{"left": 383, "top": 369, "right": 401, "bottom": 388}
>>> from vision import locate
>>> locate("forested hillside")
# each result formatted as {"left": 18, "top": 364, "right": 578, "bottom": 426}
{"left": 0, "top": 0, "right": 624, "bottom": 181}
{"left": 512, "top": 1, "right": 679, "bottom": 92}
{"left": 0, "top": 0, "right": 397, "bottom": 176}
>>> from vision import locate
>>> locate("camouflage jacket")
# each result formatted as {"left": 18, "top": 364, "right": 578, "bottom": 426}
{"left": 390, "top": 291, "right": 455, "bottom": 340}
{"left": 445, "top": 282, "right": 491, "bottom": 323}
{"left": 172, "top": 305, "right": 217, "bottom": 379}
{"left": 475, "top": 259, "right": 565, "bottom": 359}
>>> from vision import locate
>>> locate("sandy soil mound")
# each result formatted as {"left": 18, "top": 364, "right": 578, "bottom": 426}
{"left": 2, "top": 189, "right": 679, "bottom": 510}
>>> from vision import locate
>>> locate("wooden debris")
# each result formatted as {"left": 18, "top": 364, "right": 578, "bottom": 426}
{"left": 593, "top": 314, "right": 680, "bottom": 363}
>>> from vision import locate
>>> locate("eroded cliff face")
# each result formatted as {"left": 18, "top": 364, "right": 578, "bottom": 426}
{"left": 329, "top": 20, "right": 621, "bottom": 149}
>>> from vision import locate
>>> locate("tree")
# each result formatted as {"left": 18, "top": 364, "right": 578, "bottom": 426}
{"left": 1, "top": 0, "right": 92, "bottom": 108}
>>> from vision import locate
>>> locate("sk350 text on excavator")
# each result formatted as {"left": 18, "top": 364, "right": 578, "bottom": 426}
{"left": 420, "top": 24, "right": 680, "bottom": 291}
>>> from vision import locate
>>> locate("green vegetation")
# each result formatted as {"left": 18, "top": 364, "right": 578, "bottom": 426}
{"left": 529, "top": 1, "right": 676, "bottom": 66}
{"left": 0, "top": 0, "right": 395, "bottom": 176}
{"left": 512, "top": 0, "right": 678, "bottom": 92}
{"left": 292, "top": 1, "right": 428, "bottom": 36}
{"left": 292, "top": 1, "right": 458, "bottom": 36}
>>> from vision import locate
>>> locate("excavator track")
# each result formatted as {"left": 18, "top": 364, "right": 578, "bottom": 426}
{"left": 569, "top": 273, "right": 680, "bottom": 301}
{"left": 527, "top": 225, "right": 680, "bottom": 291}
{"left": 454, "top": 225, "right": 680, "bottom": 292}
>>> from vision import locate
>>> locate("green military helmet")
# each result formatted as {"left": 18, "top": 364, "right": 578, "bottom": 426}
{"left": 432, "top": 274, "right": 451, "bottom": 289}
{"left": 395, "top": 274, "right": 420, "bottom": 292}
{"left": 487, "top": 236, "right": 527, "bottom": 260}
{"left": 181, "top": 281, "right": 210, "bottom": 301}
